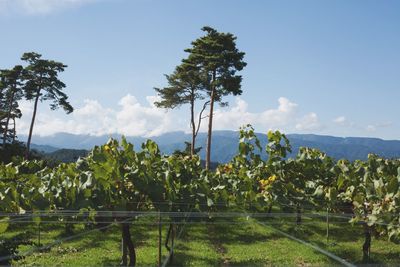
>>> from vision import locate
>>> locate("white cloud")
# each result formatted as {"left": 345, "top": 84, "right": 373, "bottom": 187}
{"left": 333, "top": 116, "right": 356, "bottom": 127}
{"left": 366, "top": 125, "right": 376, "bottom": 132}
{"left": 295, "top": 113, "right": 322, "bottom": 131}
{"left": 332, "top": 115, "right": 392, "bottom": 135}
{"left": 201, "top": 97, "right": 323, "bottom": 133}
{"left": 207, "top": 97, "right": 298, "bottom": 132}
{"left": 259, "top": 97, "right": 298, "bottom": 127}
{"left": 366, "top": 122, "right": 392, "bottom": 132}
{"left": 115, "top": 94, "right": 176, "bottom": 137}
{"left": 334, "top": 116, "right": 346, "bottom": 124}
{"left": 16, "top": 95, "right": 327, "bottom": 137}
{"left": 0, "top": 0, "right": 95, "bottom": 15}
{"left": 17, "top": 94, "right": 183, "bottom": 137}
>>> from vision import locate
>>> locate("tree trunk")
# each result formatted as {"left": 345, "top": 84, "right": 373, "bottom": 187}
{"left": 165, "top": 223, "right": 176, "bottom": 264}
{"left": 171, "top": 224, "right": 175, "bottom": 263}
{"left": 121, "top": 236, "right": 127, "bottom": 266}
{"left": 3, "top": 88, "right": 15, "bottom": 147}
{"left": 205, "top": 71, "right": 216, "bottom": 170}
{"left": 326, "top": 207, "right": 330, "bottom": 244}
{"left": 165, "top": 223, "right": 172, "bottom": 251}
{"left": 296, "top": 204, "right": 302, "bottom": 225}
{"left": 190, "top": 95, "right": 196, "bottom": 156}
{"left": 362, "top": 224, "right": 371, "bottom": 262}
{"left": 25, "top": 91, "right": 40, "bottom": 159}
{"left": 12, "top": 117, "right": 16, "bottom": 142}
{"left": 121, "top": 223, "right": 136, "bottom": 267}
{"left": 65, "top": 223, "right": 74, "bottom": 235}
{"left": 158, "top": 212, "right": 162, "bottom": 267}
{"left": 267, "top": 204, "right": 273, "bottom": 214}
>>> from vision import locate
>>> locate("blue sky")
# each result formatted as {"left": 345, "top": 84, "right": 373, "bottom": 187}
{"left": 1, "top": 0, "right": 399, "bottom": 139}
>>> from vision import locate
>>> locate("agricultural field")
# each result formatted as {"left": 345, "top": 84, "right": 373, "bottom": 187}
{"left": 2, "top": 1, "right": 399, "bottom": 266}
{"left": 2, "top": 129, "right": 400, "bottom": 266}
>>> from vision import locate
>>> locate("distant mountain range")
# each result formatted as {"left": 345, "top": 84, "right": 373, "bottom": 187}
{"left": 21, "top": 131, "right": 400, "bottom": 163}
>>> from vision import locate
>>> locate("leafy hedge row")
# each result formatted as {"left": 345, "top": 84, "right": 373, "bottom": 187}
{"left": 1, "top": 125, "right": 400, "bottom": 264}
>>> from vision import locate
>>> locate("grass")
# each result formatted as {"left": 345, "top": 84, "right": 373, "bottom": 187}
{"left": 172, "top": 218, "right": 335, "bottom": 266}
{"left": 7, "top": 217, "right": 163, "bottom": 266}
{"left": 270, "top": 211, "right": 400, "bottom": 266}
{"left": 3, "top": 212, "right": 400, "bottom": 266}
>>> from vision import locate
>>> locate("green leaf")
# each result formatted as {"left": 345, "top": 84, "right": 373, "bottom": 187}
{"left": 367, "top": 214, "right": 378, "bottom": 226}
{"left": 207, "top": 198, "right": 214, "bottom": 207}
{"left": 239, "top": 142, "right": 248, "bottom": 156}
{"left": 337, "top": 174, "right": 345, "bottom": 190}
{"left": 84, "top": 189, "right": 92, "bottom": 198}
{"left": 0, "top": 217, "right": 9, "bottom": 234}
{"left": 92, "top": 152, "right": 107, "bottom": 162}
{"left": 33, "top": 213, "right": 41, "bottom": 225}
{"left": 313, "top": 185, "right": 324, "bottom": 197}
{"left": 387, "top": 176, "right": 399, "bottom": 194}
{"left": 327, "top": 187, "right": 338, "bottom": 202}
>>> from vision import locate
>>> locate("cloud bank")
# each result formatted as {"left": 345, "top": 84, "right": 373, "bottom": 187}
{"left": 16, "top": 95, "right": 327, "bottom": 137}
{"left": 16, "top": 94, "right": 392, "bottom": 138}
{"left": 333, "top": 115, "right": 392, "bottom": 133}
{"left": 207, "top": 97, "right": 322, "bottom": 132}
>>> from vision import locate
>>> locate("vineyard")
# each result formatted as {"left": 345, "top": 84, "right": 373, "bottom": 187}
{"left": 2, "top": 125, "right": 400, "bottom": 266}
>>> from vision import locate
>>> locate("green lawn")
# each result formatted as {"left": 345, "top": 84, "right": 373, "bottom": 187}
{"left": 4, "top": 213, "right": 400, "bottom": 266}
{"left": 173, "top": 218, "right": 335, "bottom": 266}
{"left": 270, "top": 212, "right": 400, "bottom": 266}
{"left": 7, "top": 218, "right": 163, "bottom": 266}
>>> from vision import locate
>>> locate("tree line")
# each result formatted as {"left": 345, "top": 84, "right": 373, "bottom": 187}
{"left": 0, "top": 52, "right": 73, "bottom": 160}
{"left": 1, "top": 26, "right": 245, "bottom": 168}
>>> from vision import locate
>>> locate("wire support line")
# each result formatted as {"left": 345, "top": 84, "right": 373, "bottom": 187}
{"left": 123, "top": 200, "right": 358, "bottom": 209}
{"left": 3, "top": 211, "right": 398, "bottom": 227}
{"left": 0, "top": 211, "right": 356, "bottom": 218}
{"left": 0, "top": 220, "right": 355, "bottom": 225}
{"left": 5, "top": 215, "right": 398, "bottom": 228}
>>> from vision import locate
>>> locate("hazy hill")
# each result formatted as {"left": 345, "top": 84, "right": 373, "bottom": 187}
{"left": 30, "top": 144, "right": 60, "bottom": 153}
{"left": 45, "top": 149, "right": 89, "bottom": 163}
{"left": 24, "top": 131, "right": 400, "bottom": 163}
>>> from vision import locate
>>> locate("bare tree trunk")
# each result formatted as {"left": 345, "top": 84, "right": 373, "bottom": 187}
{"left": 267, "top": 204, "right": 273, "bottom": 214}
{"left": 164, "top": 223, "right": 175, "bottom": 265}
{"left": 205, "top": 72, "right": 216, "bottom": 170}
{"left": 3, "top": 88, "right": 15, "bottom": 147}
{"left": 296, "top": 204, "right": 302, "bottom": 225}
{"left": 171, "top": 224, "right": 175, "bottom": 263}
{"left": 12, "top": 117, "right": 16, "bottom": 142}
{"left": 25, "top": 91, "right": 40, "bottom": 160}
{"left": 362, "top": 224, "right": 371, "bottom": 262}
{"left": 165, "top": 223, "right": 172, "bottom": 251}
{"left": 190, "top": 95, "right": 196, "bottom": 156}
{"left": 121, "top": 236, "right": 127, "bottom": 266}
{"left": 121, "top": 223, "right": 136, "bottom": 267}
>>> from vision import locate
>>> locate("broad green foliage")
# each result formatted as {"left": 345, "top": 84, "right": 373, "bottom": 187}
{"left": 1, "top": 126, "right": 400, "bottom": 258}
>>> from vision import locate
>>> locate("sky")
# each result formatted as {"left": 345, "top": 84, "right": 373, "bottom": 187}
{"left": 1, "top": 0, "right": 399, "bottom": 139}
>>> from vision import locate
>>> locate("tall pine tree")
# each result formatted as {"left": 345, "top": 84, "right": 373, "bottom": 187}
{"left": 154, "top": 63, "right": 208, "bottom": 156}
{"left": 22, "top": 52, "right": 73, "bottom": 159}
{"left": 0, "top": 65, "right": 24, "bottom": 147}
{"left": 183, "top": 26, "right": 246, "bottom": 169}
